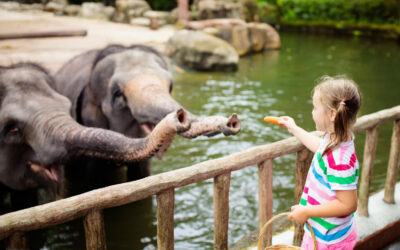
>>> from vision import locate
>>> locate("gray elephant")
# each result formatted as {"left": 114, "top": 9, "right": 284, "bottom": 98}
{"left": 53, "top": 44, "right": 241, "bottom": 186}
{"left": 0, "top": 62, "right": 189, "bottom": 208}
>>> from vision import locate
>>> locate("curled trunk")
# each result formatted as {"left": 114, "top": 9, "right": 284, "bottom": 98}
{"left": 179, "top": 112, "right": 241, "bottom": 138}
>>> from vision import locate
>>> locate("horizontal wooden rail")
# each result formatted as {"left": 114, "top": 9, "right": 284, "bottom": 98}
{"left": 0, "top": 105, "right": 399, "bottom": 241}
{"left": 0, "top": 30, "right": 87, "bottom": 40}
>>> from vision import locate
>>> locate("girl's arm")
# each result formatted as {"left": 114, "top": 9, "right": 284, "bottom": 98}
{"left": 279, "top": 116, "right": 320, "bottom": 153}
{"left": 288, "top": 190, "right": 358, "bottom": 223}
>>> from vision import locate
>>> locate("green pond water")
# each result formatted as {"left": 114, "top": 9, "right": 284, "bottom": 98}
{"left": 33, "top": 32, "right": 400, "bottom": 250}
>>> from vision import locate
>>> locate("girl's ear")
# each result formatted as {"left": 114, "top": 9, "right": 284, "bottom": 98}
{"left": 329, "top": 109, "right": 337, "bottom": 122}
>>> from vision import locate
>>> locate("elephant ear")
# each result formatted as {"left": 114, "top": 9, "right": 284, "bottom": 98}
{"left": 67, "top": 74, "right": 90, "bottom": 120}
{"left": 77, "top": 86, "right": 109, "bottom": 128}
{"left": 53, "top": 50, "right": 100, "bottom": 120}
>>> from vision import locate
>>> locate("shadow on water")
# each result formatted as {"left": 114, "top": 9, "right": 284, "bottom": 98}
{"left": 28, "top": 198, "right": 156, "bottom": 250}
{"left": 25, "top": 31, "right": 400, "bottom": 249}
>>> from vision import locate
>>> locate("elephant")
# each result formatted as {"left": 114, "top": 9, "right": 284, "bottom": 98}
{"left": 0, "top": 62, "right": 189, "bottom": 209}
{"left": 53, "top": 44, "right": 241, "bottom": 188}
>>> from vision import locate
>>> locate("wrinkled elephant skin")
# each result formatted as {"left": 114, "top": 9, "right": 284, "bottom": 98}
{"left": 53, "top": 44, "right": 241, "bottom": 183}
{"left": 0, "top": 63, "right": 188, "bottom": 200}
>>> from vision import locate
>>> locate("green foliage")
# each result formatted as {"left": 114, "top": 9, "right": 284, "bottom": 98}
{"left": 144, "top": 0, "right": 195, "bottom": 11}
{"left": 276, "top": 0, "right": 400, "bottom": 25}
{"left": 145, "top": 0, "right": 177, "bottom": 11}
{"left": 240, "top": 0, "right": 259, "bottom": 21}
{"left": 258, "top": 2, "right": 279, "bottom": 24}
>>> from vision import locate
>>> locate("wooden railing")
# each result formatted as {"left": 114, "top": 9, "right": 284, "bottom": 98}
{"left": 1, "top": 105, "right": 399, "bottom": 249}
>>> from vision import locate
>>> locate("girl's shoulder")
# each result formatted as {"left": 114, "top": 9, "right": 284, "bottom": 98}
{"left": 338, "top": 133, "right": 356, "bottom": 147}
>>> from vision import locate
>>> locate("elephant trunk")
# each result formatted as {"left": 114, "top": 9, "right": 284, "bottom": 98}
{"left": 36, "top": 109, "right": 189, "bottom": 163}
{"left": 179, "top": 112, "right": 241, "bottom": 139}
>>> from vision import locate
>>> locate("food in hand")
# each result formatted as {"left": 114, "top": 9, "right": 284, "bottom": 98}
{"left": 263, "top": 116, "right": 286, "bottom": 127}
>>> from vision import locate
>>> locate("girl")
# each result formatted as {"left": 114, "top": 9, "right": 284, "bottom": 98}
{"left": 279, "top": 75, "right": 361, "bottom": 250}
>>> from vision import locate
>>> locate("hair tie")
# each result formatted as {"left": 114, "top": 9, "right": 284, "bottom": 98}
{"left": 340, "top": 101, "right": 346, "bottom": 106}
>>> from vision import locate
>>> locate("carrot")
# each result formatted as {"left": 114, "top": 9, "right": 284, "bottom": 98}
{"left": 263, "top": 116, "right": 286, "bottom": 127}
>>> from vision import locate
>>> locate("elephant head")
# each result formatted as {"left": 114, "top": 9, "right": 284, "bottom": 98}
{"left": 0, "top": 63, "right": 189, "bottom": 193}
{"left": 54, "top": 44, "right": 241, "bottom": 142}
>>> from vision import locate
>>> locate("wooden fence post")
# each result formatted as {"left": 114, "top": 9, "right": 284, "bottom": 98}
{"left": 5, "top": 231, "right": 28, "bottom": 249}
{"left": 214, "top": 172, "right": 231, "bottom": 250}
{"left": 293, "top": 148, "right": 313, "bottom": 246}
{"left": 358, "top": 126, "right": 379, "bottom": 216}
{"left": 384, "top": 120, "right": 400, "bottom": 204}
{"left": 84, "top": 209, "right": 106, "bottom": 250}
{"left": 258, "top": 159, "right": 273, "bottom": 249}
{"left": 157, "top": 189, "right": 175, "bottom": 250}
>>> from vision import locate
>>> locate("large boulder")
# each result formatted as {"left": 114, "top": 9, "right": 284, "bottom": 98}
{"left": 0, "top": 2, "right": 21, "bottom": 11}
{"left": 215, "top": 24, "right": 251, "bottom": 56}
{"left": 113, "top": 0, "right": 150, "bottom": 23}
{"left": 186, "top": 18, "right": 246, "bottom": 30}
{"left": 247, "top": 22, "right": 282, "bottom": 51}
{"left": 247, "top": 22, "right": 265, "bottom": 52}
{"left": 44, "top": 0, "right": 68, "bottom": 13}
{"left": 186, "top": 19, "right": 281, "bottom": 55}
{"left": 258, "top": 22, "right": 281, "bottom": 50}
{"left": 166, "top": 29, "right": 238, "bottom": 71}
{"left": 193, "top": 0, "right": 244, "bottom": 20}
{"left": 64, "top": 4, "right": 81, "bottom": 16}
{"left": 81, "top": 2, "right": 115, "bottom": 20}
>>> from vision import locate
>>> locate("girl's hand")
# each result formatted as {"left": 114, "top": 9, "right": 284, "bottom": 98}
{"left": 288, "top": 205, "right": 309, "bottom": 224}
{"left": 278, "top": 116, "right": 297, "bottom": 134}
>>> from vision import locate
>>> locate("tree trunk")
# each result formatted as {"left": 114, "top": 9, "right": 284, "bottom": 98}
{"left": 178, "top": 0, "right": 189, "bottom": 24}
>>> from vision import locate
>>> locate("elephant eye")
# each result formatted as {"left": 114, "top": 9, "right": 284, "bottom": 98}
{"left": 112, "top": 87, "right": 127, "bottom": 110}
{"left": 112, "top": 87, "right": 125, "bottom": 100}
{"left": 114, "top": 89, "right": 122, "bottom": 97}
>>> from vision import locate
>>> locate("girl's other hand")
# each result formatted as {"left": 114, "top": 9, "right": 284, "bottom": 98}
{"left": 278, "top": 116, "right": 297, "bottom": 134}
{"left": 288, "top": 205, "right": 309, "bottom": 224}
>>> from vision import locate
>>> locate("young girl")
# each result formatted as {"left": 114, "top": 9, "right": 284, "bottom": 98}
{"left": 279, "top": 75, "right": 362, "bottom": 250}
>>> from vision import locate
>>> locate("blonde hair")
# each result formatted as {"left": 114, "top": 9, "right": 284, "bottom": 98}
{"left": 313, "top": 75, "right": 361, "bottom": 156}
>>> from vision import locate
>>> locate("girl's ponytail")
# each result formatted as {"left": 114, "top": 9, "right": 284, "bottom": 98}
{"left": 315, "top": 76, "right": 361, "bottom": 156}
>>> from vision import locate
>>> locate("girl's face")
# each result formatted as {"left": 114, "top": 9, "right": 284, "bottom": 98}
{"left": 312, "top": 91, "right": 334, "bottom": 133}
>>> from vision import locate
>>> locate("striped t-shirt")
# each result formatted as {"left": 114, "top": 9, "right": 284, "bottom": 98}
{"left": 300, "top": 134, "right": 359, "bottom": 244}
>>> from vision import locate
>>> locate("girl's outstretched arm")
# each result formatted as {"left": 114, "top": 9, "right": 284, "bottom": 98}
{"left": 279, "top": 116, "right": 320, "bottom": 153}
{"left": 288, "top": 190, "right": 358, "bottom": 224}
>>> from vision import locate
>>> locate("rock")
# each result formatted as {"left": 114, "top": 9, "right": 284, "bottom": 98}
{"left": 257, "top": 22, "right": 281, "bottom": 50}
{"left": 143, "top": 10, "right": 169, "bottom": 20}
{"left": 103, "top": 6, "right": 115, "bottom": 19}
{"left": 247, "top": 22, "right": 266, "bottom": 52}
{"left": 44, "top": 0, "right": 68, "bottom": 13}
{"left": 166, "top": 29, "right": 238, "bottom": 71}
{"left": 143, "top": 10, "right": 170, "bottom": 26}
{"left": 64, "top": 4, "right": 81, "bottom": 16}
{"left": 0, "top": 2, "right": 21, "bottom": 11}
{"left": 202, "top": 27, "right": 219, "bottom": 36}
{"left": 113, "top": 0, "right": 150, "bottom": 23}
{"left": 193, "top": 0, "right": 244, "bottom": 20}
{"left": 20, "top": 4, "right": 43, "bottom": 11}
{"left": 169, "top": 8, "right": 179, "bottom": 24}
{"left": 186, "top": 18, "right": 246, "bottom": 30}
{"left": 81, "top": 2, "right": 115, "bottom": 20}
{"left": 130, "top": 17, "right": 150, "bottom": 26}
{"left": 186, "top": 18, "right": 281, "bottom": 54}
{"left": 130, "top": 17, "right": 166, "bottom": 27}
{"left": 230, "top": 24, "right": 251, "bottom": 55}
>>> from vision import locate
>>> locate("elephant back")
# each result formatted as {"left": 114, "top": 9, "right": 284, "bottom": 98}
{"left": 53, "top": 50, "right": 100, "bottom": 119}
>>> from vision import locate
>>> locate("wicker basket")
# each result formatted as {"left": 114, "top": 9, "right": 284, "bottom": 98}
{"left": 257, "top": 212, "right": 317, "bottom": 250}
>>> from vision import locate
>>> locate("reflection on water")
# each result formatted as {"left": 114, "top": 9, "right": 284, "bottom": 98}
{"left": 35, "top": 32, "right": 400, "bottom": 249}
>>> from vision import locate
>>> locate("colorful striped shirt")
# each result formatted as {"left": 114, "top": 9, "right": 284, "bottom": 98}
{"left": 300, "top": 134, "right": 359, "bottom": 244}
